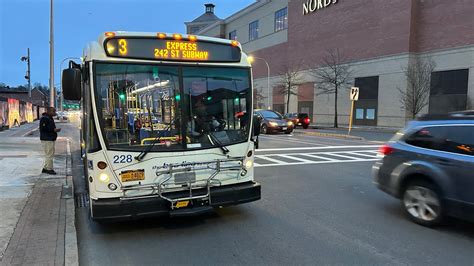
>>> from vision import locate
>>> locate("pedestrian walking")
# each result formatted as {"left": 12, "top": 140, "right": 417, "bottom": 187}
{"left": 40, "top": 107, "right": 61, "bottom": 175}
{"left": 13, "top": 118, "right": 20, "bottom": 127}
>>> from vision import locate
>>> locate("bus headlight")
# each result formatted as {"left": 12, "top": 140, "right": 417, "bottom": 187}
{"left": 99, "top": 173, "right": 110, "bottom": 183}
{"left": 108, "top": 183, "right": 118, "bottom": 191}
{"left": 245, "top": 160, "right": 253, "bottom": 170}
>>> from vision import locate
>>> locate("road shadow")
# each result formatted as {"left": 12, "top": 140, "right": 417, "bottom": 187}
{"left": 85, "top": 205, "right": 252, "bottom": 235}
{"left": 380, "top": 200, "right": 474, "bottom": 240}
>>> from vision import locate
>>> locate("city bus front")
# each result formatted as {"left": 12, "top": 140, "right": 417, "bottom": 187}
{"left": 64, "top": 32, "right": 261, "bottom": 221}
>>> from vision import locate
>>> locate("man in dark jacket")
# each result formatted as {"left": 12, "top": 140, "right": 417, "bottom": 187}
{"left": 40, "top": 107, "right": 61, "bottom": 175}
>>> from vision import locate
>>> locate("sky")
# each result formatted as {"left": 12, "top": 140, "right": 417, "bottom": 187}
{"left": 0, "top": 0, "right": 255, "bottom": 87}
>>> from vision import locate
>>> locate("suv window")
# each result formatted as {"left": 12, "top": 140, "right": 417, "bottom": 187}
{"left": 405, "top": 125, "right": 474, "bottom": 156}
{"left": 298, "top": 113, "right": 309, "bottom": 119}
{"left": 443, "top": 126, "right": 474, "bottom": 155}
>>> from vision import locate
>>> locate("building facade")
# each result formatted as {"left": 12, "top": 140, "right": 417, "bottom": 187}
{"left": 188, "top": 0, "right": 474, "bottom": 127}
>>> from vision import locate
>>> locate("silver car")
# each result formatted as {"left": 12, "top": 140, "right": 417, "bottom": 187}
{"left": 373, "top": 113, "right": 474, "bottom": 226}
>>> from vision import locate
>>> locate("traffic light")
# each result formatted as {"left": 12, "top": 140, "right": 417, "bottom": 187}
{"left": 119, "top": 93, "right": 125, "bottom": 101}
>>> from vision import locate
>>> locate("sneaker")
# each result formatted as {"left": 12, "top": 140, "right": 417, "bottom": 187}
{"left": 42, "top": 169, "right": 57, "bottom": 175}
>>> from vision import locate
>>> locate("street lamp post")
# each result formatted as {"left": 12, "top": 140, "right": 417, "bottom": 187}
{"left": 248, "top": 56, "right": 271, "bottom": 109}
{"left": 60, "top": 57, "right": 81, "bottom": 111}
{"left": 49, "top": 0, "right": 55, "bottom": 107}
{"left": 21, "top": 48, "right": 31, "bottom": 98}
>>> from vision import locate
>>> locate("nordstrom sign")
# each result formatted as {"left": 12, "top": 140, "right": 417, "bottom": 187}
{"left": 303, "top": 0, "right": 338, "bottom": 15}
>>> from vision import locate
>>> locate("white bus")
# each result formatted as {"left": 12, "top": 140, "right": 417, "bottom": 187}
{"left": 62, "top": 31, "right": 261, "bottom": 221}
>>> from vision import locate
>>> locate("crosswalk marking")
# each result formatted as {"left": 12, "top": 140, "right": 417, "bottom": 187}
{"left": 256, "top": 155, "right": 287, "bottom": 165}
{"left": 300, "top": 154, "right": 338, "bottom": 161}
{"left": 277, "top": 154, "right": 313, "bottom": 163}
{"left": 344, "top": 151, "right": 378, "bottom": 158}
{"left": 256, "top": 145, "right": 380, "bottom": 152}
{"left": 322, "top": 153, "right": 361, "bottom": 160}
{"left": 254, "top": 149, "right": 379, "bottom": 167}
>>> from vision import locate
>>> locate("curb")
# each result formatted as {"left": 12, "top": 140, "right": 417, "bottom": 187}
{"left": 64, "top": 139, "right": 79, "bottom": 266}
{"left": 293, "top": 130, "right": 365, "bottom": 140}
{"left": 310, "top": 126, "right": 400, "bottom": 134}
{"left": 22, "top": 127, "right": 38, "bottom": 137}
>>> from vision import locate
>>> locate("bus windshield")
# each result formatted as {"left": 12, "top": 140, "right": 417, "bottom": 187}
{"left": 94, "top": 63, "right": 251, "bottom": 151}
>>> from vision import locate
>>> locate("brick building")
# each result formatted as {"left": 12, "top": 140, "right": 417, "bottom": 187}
{"left": 187, "top": 0, "right": 474, "bottom": 127}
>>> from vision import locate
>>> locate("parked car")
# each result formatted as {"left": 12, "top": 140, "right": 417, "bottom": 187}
{"left": 55, "top": 111, "right": 68, "bottom": 122}
{"left": 255, "top": 109, "right": 294, "bottom": 134}
{"left": 373, "top": 112, "right": 474, "bottom": 226}
{"left": 284, "top": 113, "right": 311, "bottom": 129}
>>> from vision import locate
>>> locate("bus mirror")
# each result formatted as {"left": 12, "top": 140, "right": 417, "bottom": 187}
{"left": 62, "top": 67, "right": 82, "bottom": 101}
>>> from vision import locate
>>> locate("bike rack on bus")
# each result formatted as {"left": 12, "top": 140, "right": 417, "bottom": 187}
{"left": 120, "top": 157, "right": 246, "bottom": 209}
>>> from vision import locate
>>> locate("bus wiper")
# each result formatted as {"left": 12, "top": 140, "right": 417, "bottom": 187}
{"left": 206, "top": 132, "right": 229, "bottom": 155}
{"left": 135, "top": 124, "right": 171, "bottom": 161}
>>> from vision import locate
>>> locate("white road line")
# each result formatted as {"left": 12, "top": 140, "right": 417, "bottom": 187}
{"left": 323, "top": 153, "right": 361, "bottom": 160}
{"left": 256, "top": 145, "right": 380, "bottom": 152}
{"left": 256, "top": 155, "right": 287, "bottom": 164}
{"left": 259, "top": 135, "right": 328, "bottom": 146}
{"left": 301, "top": 154, "right": 338, "bottom": 161}
{"left": 344, "top": 151, "right": 379, "bottom": 158}
{"left": 277, "top": 154, "right": 313, "bottom": 163}
{"left": 254, "top": 159, "right": 379, "bottom": 168}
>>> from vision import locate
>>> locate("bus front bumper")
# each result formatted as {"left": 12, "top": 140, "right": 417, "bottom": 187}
{"left": 90, "top": 181, "right": 261, "bottom": 221}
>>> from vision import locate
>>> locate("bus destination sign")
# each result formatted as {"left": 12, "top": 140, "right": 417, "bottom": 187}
{"left": 105, "top": 38, "right": 241, "bottom": 62}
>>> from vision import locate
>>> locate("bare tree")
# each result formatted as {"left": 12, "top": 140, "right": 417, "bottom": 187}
{"left": 311, "top": 49, "right": 353, "bottom": 128}
{"left": 398, "top": 57, "right": 436, "bottom": 119}
{"left": 275, "top": 61, "right": 305, "bottom": 114}
{"left": 253, "top": 86, "right": 266, "bottom": 109}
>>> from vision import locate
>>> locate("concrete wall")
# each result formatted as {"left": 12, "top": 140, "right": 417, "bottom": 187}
{"left": 256, "top": 45, "right": 474, "bottom": 128}
{"left": 195, "top": 0, "right": 474, "bottom": 128}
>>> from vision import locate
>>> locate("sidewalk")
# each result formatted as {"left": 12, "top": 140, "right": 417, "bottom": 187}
{"left": 309, "top": 124, "right": 401, "bottom": 133}
{"left": 0, "top": 125, "right": 78, "bottom": 265}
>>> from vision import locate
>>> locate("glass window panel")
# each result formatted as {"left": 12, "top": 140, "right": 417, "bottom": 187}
{"left": 183, "top": 67, "right": 251, "bottom": 148}
{"left": 228, "top": 30, "right": 237, "bottom": 40}
{"left": 275, "top": 7, "right": 288, "bottom": 32}
{"left": 366, "top": 109, "right": 376, "bottom": 120}
{"left": 95, "top": 63, "right": 182, "bottom": 151}
{"left": 249, "top": 20, "right": 259, "bottom": 41}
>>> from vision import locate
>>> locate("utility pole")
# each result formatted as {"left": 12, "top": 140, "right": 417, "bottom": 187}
{"left": 27, "top": 48, "right": 31, "bottom": 98}
{"left": 21, "top": 48, "right": 31, "bottom": 97}
{"left": 49, "top": 0, "right": 55, "bottom": 107}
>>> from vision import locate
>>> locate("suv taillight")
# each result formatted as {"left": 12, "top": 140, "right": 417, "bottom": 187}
{"left": 378, "top": 144, "right": 394, "bottom": 156}
{"left": 304, "top": 118, "right": 310, "bottom": 123}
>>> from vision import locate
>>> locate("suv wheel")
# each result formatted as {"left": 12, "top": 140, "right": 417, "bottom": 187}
{"left": 402, "top": 180, "right": 443, "bottom": 227}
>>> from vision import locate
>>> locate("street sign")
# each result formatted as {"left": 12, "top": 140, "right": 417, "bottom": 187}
{"left": 348, "top": 87, "right": 359, "bottom": 135}
{"left": 350, "top": 87, "right": 359, "bottom": 101}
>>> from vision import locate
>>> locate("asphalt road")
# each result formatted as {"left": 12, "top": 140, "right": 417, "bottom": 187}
{"left": 56, "top": 122, "right": 474, "bottom": 266}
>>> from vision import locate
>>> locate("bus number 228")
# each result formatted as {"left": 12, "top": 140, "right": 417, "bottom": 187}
{"left": 113, "top": 155, "right": 133, "bottom": 163}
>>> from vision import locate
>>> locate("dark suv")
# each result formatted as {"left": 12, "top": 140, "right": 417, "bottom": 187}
{"left": 373, "top": 112, "right": 474, "bottom": 226}
{"left": 284, "top": 113, "right": 311, "bottom": 129}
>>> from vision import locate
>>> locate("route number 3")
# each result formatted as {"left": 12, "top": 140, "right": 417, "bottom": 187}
{"left": 113, "top": 155, "right": 132, "bottom": 163}
{"left": 118, "top": 39, "right": 127, "bottom": 55}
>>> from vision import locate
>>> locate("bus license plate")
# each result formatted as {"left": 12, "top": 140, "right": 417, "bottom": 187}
{"left": 175, "top": 200, "right": 190, "bottom": 209}
{"left": 121, "top": 169, "right": 145, "bottom": 182}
